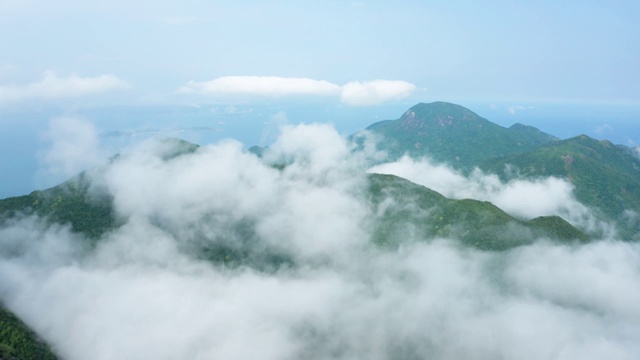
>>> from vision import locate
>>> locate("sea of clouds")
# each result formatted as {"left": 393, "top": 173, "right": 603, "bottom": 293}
{"left": 1, "top": 120, "right": 639, "bottom": 360}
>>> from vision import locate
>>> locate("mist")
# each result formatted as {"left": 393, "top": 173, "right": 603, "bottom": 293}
{"left": 369, "top": 155, "right": 613, "bottom": 235}
{"left": 1, "top": 123, "right": 639, "bottom": 360}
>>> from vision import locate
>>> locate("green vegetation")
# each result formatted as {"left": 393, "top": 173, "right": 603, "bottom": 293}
{"left": 0, "top": 304, "right": 58, "bottom": 360}
{"left": 0, "top": 103, "right": 637, "bottom": 355}
{"left": 481, "top": 135, "right": 640, "bottom": 238}
{"left": 508, "top": 123, "right": 558, "bottom": 144}
{"left": 158, "top": 137, "right": 200, "bottom": 160}
{"left": 0, "top": 172, "right": 116, "bottom": 241}
{"left": 367, "top": 173, "right": 586, "bottom": 251}
{"left": 361, "top": 102, "right": 557, "bottom": 169}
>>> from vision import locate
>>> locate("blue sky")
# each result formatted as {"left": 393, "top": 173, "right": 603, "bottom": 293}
{"left": 1, "top": 0, "right": 639, "bottom": 105}
{"left": 1, "top": 0, "right": 640, "bottom": 197}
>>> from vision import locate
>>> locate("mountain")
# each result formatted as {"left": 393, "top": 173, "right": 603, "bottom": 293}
{"left": 361, "top": 102, "right": 558, "bottom": 169}
{"left": 0, "top": 171, "right": 116, "bottom": 241}
{"left": 508, "top": 122, "right": 558, "bottom": 144}
{"left": 0, "top": 170, "right": 586, "bottom": 259}
{"left": 368, "top": 173, "right": 586, "bottom": 250}
{"left": 0, "top": 127, "right": 588, "bottom": 267}
{"left": 360, "top": 101, "right": 640, "bottom": 238}
{"left": 481, "top": 134, "right": 640, "bottom": 238}
{"left": 0, "top": 304, "right": 59, "bottom": 359}
{"left": 0, "top": 101, "right": 634, "bottom": 356}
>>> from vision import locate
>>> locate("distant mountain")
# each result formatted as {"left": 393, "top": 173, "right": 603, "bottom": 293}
{"left": 358, "top": 101, "right": 640, "bottom": 238}
{"left": 361, "top": 102, "right": 558, "bottom": 169}
{"left": 368, "top": 173, "right": 585, "bottom": 250}
{"left": 481, "top": 135, "right": 640, "bottom": 238}
{"left": 0, "top": 170, "right": 586, "bottom": 258}
{"left": 508, "top": 123, "right": 558, "bottom": 144}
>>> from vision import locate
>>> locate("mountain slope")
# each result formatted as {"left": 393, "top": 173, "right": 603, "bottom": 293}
{"left": 0, "top": 172, "right": 116, "bottom": 241}
{"left": 0, "top": 172, "right": 586, "bottom": 255}
{"left": 368, "top": 173, "right": 586, "bottom": 251}
{"left": 481, "top": 135, "right": 640, "bottom": 238}
{"left": 362, "top": 102, "right": 557, "bottom": 169}
{"left": 0, "top": 304, "right": 59, "bottom": 360}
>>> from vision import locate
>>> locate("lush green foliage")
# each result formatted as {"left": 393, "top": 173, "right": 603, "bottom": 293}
{"left": 0, "top": 304, "right": 58, "bottom": 360}
{"left": 362, "top": 102, "right": 557, "bottom": 169}
{"left": 481, "top": 135, "right": 640, "bottom": 238}
{"left": 367, "top": 174, "right": 586, "bottom": 251}
{"left": 0, "top": 172, "right": 116, "bottom": 241}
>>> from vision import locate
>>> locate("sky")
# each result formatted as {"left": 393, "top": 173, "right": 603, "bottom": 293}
{"left": 0, "top": 0, "right": 639, "bottom": 196}
{"left": 1, "top": 0, "right": 639, "bottom": 105}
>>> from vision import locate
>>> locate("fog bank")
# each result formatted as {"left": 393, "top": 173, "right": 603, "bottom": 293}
{"left": 1, "top": 123, "right": 639, "bottom": 360}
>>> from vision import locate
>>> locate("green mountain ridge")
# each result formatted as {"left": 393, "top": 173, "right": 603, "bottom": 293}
{"left": 0, "top": 169, "right": 586, "bottom": 257}
{"left": 361, "top": 101, "right": 640, "bottom": 238}
{"left": 368, "top": 173, "right": 586, "bottom": 250}
{"left": 362, "top": 101, "right": 558, "bottom": 169}
{"left": 480, "top": 134, "right": 640, "bottom": 238}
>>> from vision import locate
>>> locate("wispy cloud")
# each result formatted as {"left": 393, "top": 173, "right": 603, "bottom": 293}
{"left": 0, "top": 71, "right": 130, "bottom": 105}
{"left": 594, "top": 123, "right": 614, "bottom": 135}
{"left": 178, "top": 76, "right": 416, "bottom": 106}
{"left": 369, "top": 155, "right": 610, "bottom": 235}
{"left": 507, "top": 105, "right": 525, "bottom": 115}
{"left": 39, "top": 117, "right": 103, "bottom": 178}
{"left": 178, "top": 76, "right": 341, "bottom": 97}
{"left": 340, "top": 80, "right": 416, "bottom": 106}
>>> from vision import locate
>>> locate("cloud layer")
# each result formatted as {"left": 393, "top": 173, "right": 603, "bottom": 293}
{"left": 178, "top": 76, "right": 342, "bottom": 97}
{"left": 0, "top": 71, "right": 129, "bottom": 105}
{"left": 368, "top": 156, "right": 609, "bottom": 234}
{"left": 340, "top": 80, "right": 416, "bottom": 106}
{"left": 1, "top": 125, "right": 639, "bottom": 359}
{"left": 39, "top": 117, "right": 103, "bottom": 178}
{"left": 179, "top": 76, "right": 416, "bottom": 106}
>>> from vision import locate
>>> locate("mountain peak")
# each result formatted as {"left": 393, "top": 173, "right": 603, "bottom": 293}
{"left": 363, "top": 102, "right": 558, "bottom": 169}
{"left": 401, "top": 102, "right": 485, "bottom": 127}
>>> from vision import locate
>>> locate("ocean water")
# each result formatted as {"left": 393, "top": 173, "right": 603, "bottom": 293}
{"left": 0, "top": 101, "right": 638, "bottom": 199}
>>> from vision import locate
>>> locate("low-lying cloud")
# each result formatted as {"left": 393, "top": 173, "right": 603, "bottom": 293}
{"left": 179, "top": 76, "right": 416, "bottom": 106}
{"left": 1, "top": 124, "right": 639, "bottom": 360}
{"left": 368, "top": 155, "right": 608, "bottom": 234}
{"left": 39, "top": 117, "right": 103, "bottom": 178}
{"left": 0, "top": 71, "right": 129, "bottom": 105}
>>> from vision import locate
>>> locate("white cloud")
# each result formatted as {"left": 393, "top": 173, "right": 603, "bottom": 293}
{"left": 0, "top": 71, "right": 129, "bottom": 105}
{"left": 368, "top": 156, "right": 608, "bottom": 234}
{"left": 269, "top": 111, "right": 288, "bottom": 125}
{"left": 178, "top": 76, "right": 341, "bottom": 97}
{"left": 507, "top": 105, "right": 525, "bottom": 115}
{"left": 595, "top": 123, "right": 614, "bottom": 135}
{"left": 178, "top": 76, "right": 416, "bottom": 106}
{"left": 2, "top": 124, "right": 637, "bottom": 359}
{"left": 39, "top": 117, "right": 103, "bottom": 178}
{"left": 340, "top": 80, "right": 416, "bottom": 106}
